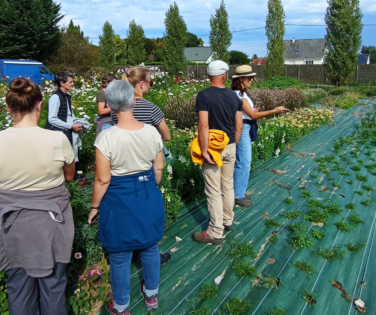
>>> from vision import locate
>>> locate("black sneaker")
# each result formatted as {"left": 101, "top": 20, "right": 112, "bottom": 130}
{"left": 160, "top": 253, "right": 171, "bottom": 265}
{"left": 224, "top": 224, "right": 233, "bottom": 231}
{"left": 235, "top": 198, "right": 253, "bottom": 207}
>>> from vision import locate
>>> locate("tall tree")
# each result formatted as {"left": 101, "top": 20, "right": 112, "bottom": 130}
{"left": 114, "top": 35, "right": 127, "bottom": 65}
{"left": 127, "top": 20, "right": 146, "bottom": 66}
{"left": 229, "top": 50, "right": 250, "bottom": 65}
{"left": 186, "top": 32, "right": 204, "bottom": 47}
{"left": 163, "top": 2, "right": 188, "bottom": 76}
{"left": 324, "top": 0, "right": 363, "bottom": 86}
{"left": 67, "top": 20, "right": 84, "bottom": 37}
{"left": 265, "top": 0, "right": 286, "bottom": 79}
{"left": 98, "top": 21, "right": 115, "bottom": 70}
{"left": 209, "top": 0, "right": 232, "bottom": 62}
{"left": 361, "top": 46, "right": 376, "bottom": 64}
{"left": 0, "top": 0, "right": 63, "bottom": 62}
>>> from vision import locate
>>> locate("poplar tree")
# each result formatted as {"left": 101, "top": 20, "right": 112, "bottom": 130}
{"left": 209, "top": 0, "right": 232, "bottom": 63}
{"left": 265, "top": 0, "right": 286, "bottom": 79}
{"left": 127, "top": 20, "right": 146, "bottom": 66}
{"left": 324, "top": 0, "right": 363, "bottom": 86}
{"left": 99, "top": 21, "right": 115, "bottom": 70}
{"left": 0, "top": 0, "right": 62, "bottom": 61}
{"left": 163, "top": 2, "right": 188, "bottom": 77}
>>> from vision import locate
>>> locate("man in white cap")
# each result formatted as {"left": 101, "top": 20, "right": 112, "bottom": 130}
{"left": 192, "top": 60, "right": 243, "bottom": 245}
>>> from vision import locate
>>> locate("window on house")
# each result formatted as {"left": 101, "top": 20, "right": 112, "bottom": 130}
{"left": 306, "top": 61, "right": 313, "bottom": 65}
{"left": 295, "top": 47, "right": 300, "bottom": 52}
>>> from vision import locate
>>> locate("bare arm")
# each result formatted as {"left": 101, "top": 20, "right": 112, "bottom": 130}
{"left": 97, "top": 102, "right": 112, "bottom": 116}
{"left": 242, "top": 99, "right": 289, "bottom": 119}
{"left": 88, "top": 149, "right": 111, "bottom": 224}
{"left": 153, "top": 150, "right": 164, "bottom": 185}
{"left": 156, "top": 118, "right": 171, "bottom": 142}
{"left": 63, "top": 160, "right": 75, "bottom": 182}
{"left": 235, "top": 111, "right": 243, "bottom": 145}
{"left": 198, "top": 111, "right": 214, "bottom": 164}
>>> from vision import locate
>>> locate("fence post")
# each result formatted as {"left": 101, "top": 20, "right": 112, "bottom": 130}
{"left": 355, "top": 65, "right": 358, "bottom": 83}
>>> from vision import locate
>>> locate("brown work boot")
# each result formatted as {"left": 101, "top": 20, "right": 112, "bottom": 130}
{"left": 192, "top": 231, "right": 223, "bottom": 245}
{"left": 77, "top": 178, "right": 92, "bottom": 188}
{"left": 235, "top": 198, "right": 253, "bottom": 207}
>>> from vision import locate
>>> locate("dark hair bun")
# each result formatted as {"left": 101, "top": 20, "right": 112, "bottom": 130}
{"left": 6, "top": 78, "right": 43, "bottom": 114}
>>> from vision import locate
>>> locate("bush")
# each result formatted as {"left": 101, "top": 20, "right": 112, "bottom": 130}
{"left": 329, "top": 91, "right": 361, "bottom": 109}
{"left": 249, "top": 88, "right": 306, "bottom": 111}
{"left": 255, "top": 76, "right": 304, "bottom": 90}
{"left": 164, "top": 95, "right": 198, "bottom": 129}
{"left": 303, "top": 88, "right": 328, "bottom": 104}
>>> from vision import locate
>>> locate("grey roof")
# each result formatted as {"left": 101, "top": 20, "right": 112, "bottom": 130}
{"left": 184, "top": 47, "right": 213, "bottom": 61}
{"left": 358, "top": 54, "right": 370, "bottom": 65}
{"left": 283, "top": 39, "right": 327, "bottom": 59}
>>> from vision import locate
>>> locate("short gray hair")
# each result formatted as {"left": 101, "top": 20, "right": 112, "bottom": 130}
{"left": 105, "top": 80, "right": 134, "bottom": 113}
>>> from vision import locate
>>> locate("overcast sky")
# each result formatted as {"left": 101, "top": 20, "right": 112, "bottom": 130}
{"left": 59, "top": 0, "right": 376, "bottom": 58}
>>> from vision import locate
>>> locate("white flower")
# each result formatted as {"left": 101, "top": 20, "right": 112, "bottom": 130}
{"left": 190, "top": 179, "right": 195, "bottom": 186}
{"left": 160, "top": 187, "right": 165, "bottom": 194}
{"left": 79, "top": 112, "right": 85, "bottom": 115}
{"left": 167, "top": 195, "right": 171, "bottom": 202}
{"left": 74, "top": 289, "right": 81, "bottom": 296}
{"left": 77, "top": 107, "right": 84, "bottom": 110}
{"left": 168, "top": 93, "right": 174, "bottom": 96}
{"left": 275, "top": 148, "right": 281, "bottom": 157}
{"left": 178, "top": 156, "right": 186, "bottom": 163}
{"left": 167, "top": 165, "right": 173, "bottom": 174}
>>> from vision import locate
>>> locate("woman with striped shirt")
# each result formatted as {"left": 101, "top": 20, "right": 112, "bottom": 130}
{"left": 110, "top": 67, "right": 171, "bottom": 142}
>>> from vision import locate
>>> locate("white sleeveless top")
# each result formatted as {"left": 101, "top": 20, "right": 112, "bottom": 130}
{"left": 234, "top": 90, "right": 254, "bottom": 121}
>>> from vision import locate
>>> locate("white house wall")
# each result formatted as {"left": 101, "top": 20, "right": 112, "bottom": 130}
{"left": 284, "top": 58, "right": 324, "bottom": 65}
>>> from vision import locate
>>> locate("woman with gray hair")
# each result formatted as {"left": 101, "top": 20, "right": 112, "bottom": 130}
{"left": 88, "top": 80, "right": 164, "bottom": 315}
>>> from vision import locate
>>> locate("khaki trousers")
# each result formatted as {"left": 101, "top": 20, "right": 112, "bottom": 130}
{"left": 202, "top": 143, "right": 236, "bottom": 238}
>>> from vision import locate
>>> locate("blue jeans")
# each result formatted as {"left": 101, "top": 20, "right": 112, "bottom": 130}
{"left": 234, "top": 123, "right": 252, "bottom": 199}
{"left": 110, "top": 244, "right": 160, "bottom": 309}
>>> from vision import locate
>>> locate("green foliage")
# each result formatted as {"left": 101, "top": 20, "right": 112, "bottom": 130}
{"left": 190, "top": 306, "right": 212, "bottom": 315}
{"left": 254, "top": 275, "right": 282, "bottom": 290}
{"left": 223, "top": 297, "right": 251, "bottom": 315}
{"left": 310, "top": 174, "right": 318, "bottom": 178}
{"left": 335, "top": 221, "right": 353, "bottom": 232}
{"left": 360, "top": 198, "right": 372, "bottom": 207}
{"left": 324, "top": 202, "right": 343, "bottom": 214}
{"left": 348, "top": 212, "right": 363, "bottom": 225}
{"left": 265, "top": 0, "right": 286, "bottom": 79}
{"left": 323, "top": 0, "right": 363, "bottom": 86}
{"left": 356, "top": 174, "right": 368, "bottom": 182}
{"left": 280, "top": 210, "right": 302, "bottom": 219}
{"left": 163, "top": 2, "right": 188, "bottom": 76}
{"left": 198, "top": 284, "right": 219, "bottom": 300}
{"left": 329, "top": 92, "right": 361, "bottom": 109}
{"left": 312, "top": 229, "right": 325, "bottom": 239}
{"left": 164, "top": 95, "right": 197, "bottom": 129}
{"left": 346, "top": 241, "right": 366, "bottom": 252}
{"left": 0, "top": 0, "right": 62, "bottom": 61}
{"left": 289, "top": 231, "right": 315, "bottom": 250}
{"left": 99, "top": 21, "right": 115, "bottom": 70}
{"left": 229, "top": 242, "right": 257, "bottom": 259}
{"left": 307, "top": 199, "right": 324, "bottom": 208}
{"left": 127, "top": 20, "right": 146, "bottom": 65}
{"left": 233, "top": 260, "right": 258, "bottom": 278}
{"left": 229, "top": 50, "right": 250, "bottom": 65}
{"left": 301, "top": 191, "right": 312, "bottom": 198}
{"left": 345, "top": 203, "right": 355, "bottom": 210}
{"left": 285, "top": 197, "right": 295, "bottom": 204}
{"left": 114, "top": 35, "right": 127, "bottom": 65}
{"left": 265, "top": 218, "right": 282, "bottom": 227}
{"left": 354, "top": 190, "right": 364, "bottom": 196}
{"left": 269, "top": 234, "right": 279, "bottom": 243}
{"left": 288, "top": 222, "right": 304, "bottom": 233}
{"left": 186, "top": 32, "right": 204, "bottom": 47}
{"left": 0, "top": 271, "right": 8, "bottom": 314}
{"left": 316, "top": 155, "right": 336, "bottom": 163}
{"left": 341, "top": 171, "right": 351, "bottom": 176}
{"left": 303, "top": 88, "right": 327, "bottom": 104}
{"left": 264, "top": 307, "right": 287, "bottom": 315}
{"left": 290, "top": 260, "right": 315, "bottom": 277}
{"left": 305, "top": 208, "right": 330, "bottom": 224}
{"left": 362, "top": 185, "right": 374, "bottom": 192}
{"left": 313, "top": 246, "right": 345, "bottom": 261}
{"left": 256, "top": 76, "right": 301, "bottom": 90}
{"left": 301, "top": 290, "right": 317, "bottom": 307}
{"left": 351, "top": 165, "right": 362, "bottom": 171}
{"left": 209, "top": 0, "right": 232, "bottom": 62}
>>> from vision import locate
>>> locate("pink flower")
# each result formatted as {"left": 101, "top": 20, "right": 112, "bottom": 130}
{"left": 74, "top": 252, "right": 82, "bottom": 259}
{"left": 90, "top": 269, "right": 102, "bottom": 277}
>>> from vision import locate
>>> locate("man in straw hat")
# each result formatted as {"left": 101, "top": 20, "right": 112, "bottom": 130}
{"left": 192, "top": 60, "right": 243, "bottom": 245}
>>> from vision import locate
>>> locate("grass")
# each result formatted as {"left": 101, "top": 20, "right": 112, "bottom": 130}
{"left": 316, "top": 155, "right": 336, "bottom": 163}
{"left": 289, "top": 231, "right": 315, "bottom": 250}
{"left": 285, "top": 197, "right": 295, "bottom": 204}
{"left": 312, "top": 229, "right": 325, "bottom": 240}
{"left": 335, "top": 222, "right": 353, "bottom": 232}
{"left": 301, "top": 191, "right": 312, "bottom": 198}
{"left": 346, "top": 241, "right": 366, "bottom": 252}
{"left": 305, "top": 208, "right": 330, "bottom": 224}
{"left": 280, "top": 210, "right": 302, "bottom": 219}
{"left": 301, "top": 290, "right": 318, "bottom": 307}
{"left": 223, "top": 298, "right": 251, "bottom": 315}
{"left": 233, "top": 260, "right": 258, "bottom": 278}
{"left": 313, "top": 246, "right": 346, "bottom": 261}
{"left": 361, "top": 198, "right": 372, "bottom": 207}
{"left": 362, "top": 185, "right": 374, "bottom": 192}
{"left": 229, "top": 242, "right": 257, "bottom": 259}
{"left": 316, "top": 164, "right": 330, "bottom": 173}
{"left": 254, "top": 275, "right": 282, "bottom": 291}
{"left": 290, "top": 260, "right": 315, "bottom": 277}
{"left": 198, "top": 284, "right": 219, "bottom": 300}
{"left": 264, "top": 307, "right": 287, "bottom": 315}
{"left": 356, "top": 174, "right": 368, "bottom": 182}
{"left": 265, "top": 219, "right": 282, "bottom": 227}
{"left": 345, "top": 203, "right": 355, "bottom": 210}
{"left": 269, "top": 235, "right": 278, "bottom": 243}
{"left": 189, "top": 306, "right": 211, "bottom": 315}
{"left": 348, "top": 212, "right": 363, "bottom": 226}
{"left": 324, "top": 202, "right": 343, "bottom": 214}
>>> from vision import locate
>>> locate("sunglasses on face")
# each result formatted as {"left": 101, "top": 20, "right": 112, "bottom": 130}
{"left": 143, "top": 80, "right": 154, "bottom": 87}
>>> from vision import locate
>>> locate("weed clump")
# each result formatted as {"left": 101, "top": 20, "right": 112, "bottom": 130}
{"left": 280, "top": 210, "right": 302, "bottom": 219}
{"left": 345, "top": 203, "right": 355, "bottom": 210}
{"left": 264, "top": 307, "right": 287, "bottom": 315}
{"left": 332, "top": 182, "right": 342, "bottom": 188}
{"left": 290, "top": 260, "right": 315, "bottom": 277}
{"left": 362, "top": 185, "right": 374, "bottom": 192}
{"left": 285, "top": 197, "right": 294, "bottom": 204}
{"left": 305, "top": 208, "right": 330, "bottom": 224}
{"left": 223, "top": 297, "right": 251, "bottom": 315}
{"left": 307, "top": 199, "right": 324, "bottom": 208}
{"left": 348, "top": 212, "right": 363, "bottom": 226}
{"left": 301, "top": 290, "right": 317, "bottom": 307}
{"left": 356, "top": 174, "right": 368, "bottom": 182}
{"left": 340, "top": 171, "right": 351, "bottom": 176}
{"left": 346, "top": 241, "right": 366, "bottom": 252}
{"left": 301, "top": 191, "right": 312, "bottom": 198}
{"left": 233, "top": 260, "right": 258, "bottom": 278}
{"left": 335, "top": 222, "right": 353, "bottom": 232}
{"left": 254, "top": 275, "right": 282, "bottom": 291}
{"left": 313, "top": 246, "right": 345, "bottom": 261}
{"left": 346, "top": 180, "right": 353, "bottom": 184}
{"left": 310, "top": 174, "right": 318, "bottom": 179}
{"left": 229, "top": 242, "right": 257, "bottom": 259}
{"left": 268, "top": 234, "right": 278, "bottom": 243}
{"left": 354, "top": 190, "right": 364, "bottom": 196}
{"left": 189, "top": 306, "right": 211, "bottom": 315}
{"left": 312, "top": 229, "right": 325, "bottom": 239}
{"left": 265, "top": 219, "right": 282, "bottom": 227}
{"left": 361, "top": 199, "right": 372, "bottom": 207}
{"left": 198, "top": 284, "right": 219, "bottom": 300}
{"left": 325, "top": 202, "right": 343, "bottom": 214}
{"left": 289, "top": 231, "right": 315, "bottom": 250}
{"left": 288, "top": 222, "right": 304, "bottom": 233}
{"left": 351, "top": 165, "right": 362, "bottom": 172}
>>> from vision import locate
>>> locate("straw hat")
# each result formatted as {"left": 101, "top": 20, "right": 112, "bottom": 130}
{"left": 232, "top": 65, "right": 257, "bottom": 78}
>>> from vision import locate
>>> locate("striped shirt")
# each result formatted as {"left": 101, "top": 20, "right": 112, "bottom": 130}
{"left": 111, "top": 98, "right": 164, "bottom": 126}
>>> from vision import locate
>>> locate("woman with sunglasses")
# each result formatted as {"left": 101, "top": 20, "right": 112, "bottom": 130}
{"left": 110, "top": 67, "right": 171, "bottom": 143}
{"left": 231, "top": 65, "right": 289, "bottom": 207}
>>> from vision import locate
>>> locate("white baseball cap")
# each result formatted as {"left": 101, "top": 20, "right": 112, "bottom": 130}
{"left": 207, "top": 60, "right": 229, "bottom": 76}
